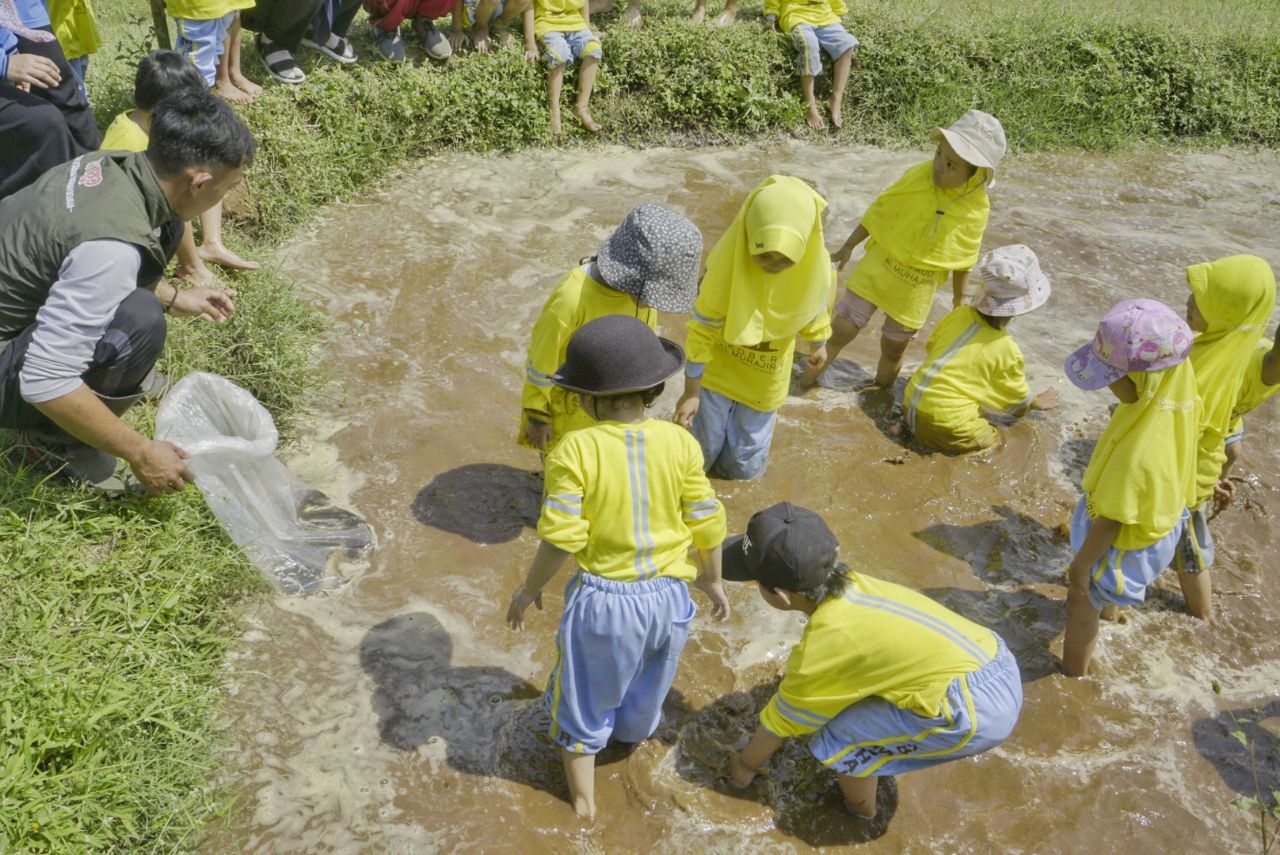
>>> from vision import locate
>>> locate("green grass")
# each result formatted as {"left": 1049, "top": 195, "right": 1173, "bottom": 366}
{"left": 1, "top": 0, "right": 1276, "bottom": 852}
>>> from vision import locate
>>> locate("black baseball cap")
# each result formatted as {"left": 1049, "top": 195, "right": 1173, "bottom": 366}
{"left": 722, "top": 503, "right": 839, "bottom": 591}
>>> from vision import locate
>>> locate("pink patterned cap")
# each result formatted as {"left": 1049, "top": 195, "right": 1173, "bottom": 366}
{"left": 1064, "top": 298, "right": 1193, "bottom": 390}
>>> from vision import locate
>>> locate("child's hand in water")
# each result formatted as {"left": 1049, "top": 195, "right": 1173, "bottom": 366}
{"left": 726, "top": 753, "right": 757, "bottom": 789}
{"left": 1033, "top": 386, "right": 1062, "bottom": 411}
{"left": 695, "top": 576, "right": 731, "bottom": 621}
{"left": 524, "top": 418, "right": 553, "bottom": 451}
{"left": 1214, "top": 478, "right": 1236, "bottom": 505}
{"left": 506, "top": 585, "right": 543, "bottom": 630}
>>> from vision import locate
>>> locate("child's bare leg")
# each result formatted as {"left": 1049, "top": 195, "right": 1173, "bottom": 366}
{"left": 1062, "top": 587, "right": 1099, "bottom": 677}
{"left": 561, "top": 749, "right": 597, "bottom": 820}
{"left": 214, "top": 28, "right": 252, "bottom": 104}
{"left": 574, "top": 56, "right": 602, "bottom": 133}
{"left": 837, "top": 773, "right": 878, "bottom": 818}
{"left": 829, "top": 48, "right": 853, "bottom": 128}
{"left": 802, "top": 74, "right": 824, "bottom": 130}
{"left": 588, "top": 0, "right": 615, "bottom": 15}
{"left": 1176, "top": 568, "right": 1213, "bottom": 621}
{"left": 198, "top": 202, "right": 260, "bottom": 270}
{"left": 690, "top": 0, "right": 706, "bottom": 24}
{"left": 874, "top": 333, "right": 910, "bottom": 387}
{"left": 226, "top": 17, "right": 262, "bottom": 99}
{"left": 495, "top": 0, "right": 530, "bottom": 46}
{"left": 175, "top": 220, "right": 216, "bottom": 286}
{"left": 714, "top": 0, "right": 737, "bottom": 26}
{"left": 471, "top": 0, "right": 500, "bottom": 52}
{"left": 547, "top": 63, "right": 565, "bottom": 135}
{"left": 622, "top": 0, "right": 642, "bottom": 27}
{"left": 800, "top": 313, "right": 860, "bottom": 385}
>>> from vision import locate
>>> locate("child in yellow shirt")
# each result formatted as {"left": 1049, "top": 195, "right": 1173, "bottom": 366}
{"left": 530, "top": 0, "right": 601, "bottom": 135}
{"left": 903, "top": 245, "right": 1059, "bottom": 453}
{"left": 763, "top": 0, "right": 857, "bottom": 130}
{"left": 1061, "top": 299, "right": 1199, "bottom": 678}
{"left": 801, "top": 110, "right": 1005, "bottom": 389}
{"left": 722, "top": 503, "right": 1021, "bottom": 822}
{"left": 507, "top": 314, "right": 728, "bottom": 821}
{"left": 1221, "top": 327, "right": 1280, "bottom": 481}
{"left": 675, "top": 175, "right": 833, "bottom": 480}
{"left": 520, "top": 204, "right": 702, "bottom": 454}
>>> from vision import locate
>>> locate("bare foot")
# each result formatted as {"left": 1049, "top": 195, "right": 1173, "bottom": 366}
{"left": 805, "top": 103, "right": 825, "bottom": 130}
{"left": 199, "top": 242, "right": 260, "bottom": 271}
{"left": 176, "top": 262, "right": 217, "bottom": 288}
{"left": 588, "top": 0, "right": 614, "bottom": 14}
{"left": 622, "top": 4, "right": 642, "bottom": 26}
{"left": 1100, "top": 605, "right": 1129, "bottom": 624}
{"left": 471, "top": 25, "right": 492, "bottom": 53}
{"left": 574, "top": 107, "right": 602, "bottom": 133}
{"left": 215, "top": 78, "right": 252, "bottom": 105}
{"left": 690, "top": 7, "right": 705, "bottom": 23}
{"left": 230, "top": 70, "right": 262, "bottom": 99}
{"left": 829, "top": 99, "right": 843, "bottom": 128}
{"left": 713, "top": 8, "right": 736, "bottom": 25}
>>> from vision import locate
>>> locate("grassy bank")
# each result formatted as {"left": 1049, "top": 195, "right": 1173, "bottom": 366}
{"left": 1, "top": 0, "right": 1276, "bottom": 851}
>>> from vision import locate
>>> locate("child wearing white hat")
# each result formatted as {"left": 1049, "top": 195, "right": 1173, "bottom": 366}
{"left": 901, "top": 244, "right": 1059, "bottom": 453}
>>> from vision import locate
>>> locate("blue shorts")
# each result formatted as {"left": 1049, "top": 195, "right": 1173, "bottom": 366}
{"left": 544, "top": 572, "right": 694, "bottom": 755}
{"left": 811, "top": 639, "right": 1022, "bottom": 778}
{"left": 791, "top": 23, "right": 858, "bottom": 78}
{"left": 540, "top": 29, "right": 601, "bottom": 69}
{"left": 1174, "top": 501, "right": 1215, "bottom": 575}
{"left": 690, "top": 386, "right": 778, "bottom": 481}
{"left": 1070, "top": 497, "right": 1184, "bottom": 609}
{"left": 174, "top": 12, "right": 235, "bottom": 87}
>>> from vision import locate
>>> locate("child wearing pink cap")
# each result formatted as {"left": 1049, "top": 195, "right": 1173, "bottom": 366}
{"left": 1061, "top": 299, "right": 1201, "bottom": 678}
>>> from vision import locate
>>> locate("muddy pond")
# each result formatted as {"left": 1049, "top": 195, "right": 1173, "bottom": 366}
{"left": 207, "top": 142, "right": 1280, "bottom": 853}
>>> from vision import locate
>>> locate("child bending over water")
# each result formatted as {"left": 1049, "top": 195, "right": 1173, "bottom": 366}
{"left": 801, "top": 110, "right": 1004, "bottom": 389}
{"left": 507, "top": 315, "right": 729, "bottom": 821}
{"left": 903, "top": 245, "right": 1059, "bottom": 453}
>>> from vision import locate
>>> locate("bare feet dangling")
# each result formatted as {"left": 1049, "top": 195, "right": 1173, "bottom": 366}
{"left": 574, "top": 107, "right": 602, "bottom": 133}
{"left": 199, "top": 242, "right": 261, "bottom": 271}
{"left": 805, "top": 103, "right": 825, "bottom": 130}
{"left": 829, "top": 99, "right": 844, "bottom": 128}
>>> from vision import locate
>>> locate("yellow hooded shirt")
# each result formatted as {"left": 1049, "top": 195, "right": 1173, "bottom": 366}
{"left": 1187, "top": 255, "right": 1276, "bottom": 504}
{"left": 849, "top": 161, "right": 990, "bottom": 330}
{"left": 1082, "top": 364, "right": 1202, "bottom": 550}
{"left": 686, "top": 176, "right": 834, "bottom": 412}
{"left": 1229, "top": 342, "right": 1280, "bottom": 436}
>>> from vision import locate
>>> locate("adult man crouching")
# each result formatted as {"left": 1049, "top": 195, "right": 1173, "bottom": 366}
{"left": 0, "top": 89, "right": 254, "bottom": 495}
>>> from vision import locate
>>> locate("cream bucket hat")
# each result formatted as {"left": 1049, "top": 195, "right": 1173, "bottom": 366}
{"left": 930, "top": 109, "right": 1007, "bottom": 174}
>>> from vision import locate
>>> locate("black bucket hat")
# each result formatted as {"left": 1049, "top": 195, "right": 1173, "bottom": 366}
{"left": 552, "top": 314, "right": 686, "bottom": 396}
{"left": 596, "top": 204, "right": 703, "bottom": 314}
{"left": 722, "top": 502, "right": 839, "bottom": 592}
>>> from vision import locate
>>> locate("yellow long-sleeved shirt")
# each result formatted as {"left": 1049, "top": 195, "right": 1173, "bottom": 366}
{"left": 903, "top": 307, "right": 1031, "bottom": 444}
{"left": 1228, "top": 342, "right": 1279, "bottom": 436}
{"left": 49, "top": 0, "right": 101, "bottom": 60}
{"left": 760, "top": 572, "right": 999, "bottom": 739}
{"left": 538, "top": 419, "right": 726, "bottom": 583}
{"left": 519, "top": 266, "right": 655, "bottom": 450}
{"left": 100, "top": 112, "right": 149, "bottom": 153}
{"left": 534, "top": 0, "right": 587, "bottom": 37}
{"left": 165, "top": 0, "right": 253, "bottom": 20}
{"left": 762, "top": 0, "right": 845, "bottom": 33}
{"left": 685, "top": 275, "right": 833, "bottom": 413}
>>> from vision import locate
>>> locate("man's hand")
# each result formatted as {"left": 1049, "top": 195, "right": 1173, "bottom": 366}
{"left": 524, "top": 418, "right": 553, "bottom": 451}
{"left": 172, "top": 287, "right": 236, "bottom": 323}
{"left": 6, "top": 54, "right": 61, "bottom": 89}
{"left": 506, "top": 585, "right": 543, "bottom": 631}
{"left": 674, "top": 391, "right": 700, "bottom": 428}
{"left": 128, "top": 439, "right": 195, "bottom": 495}
{"left": 726, "top": 753, "right": 757, "bottom": 789}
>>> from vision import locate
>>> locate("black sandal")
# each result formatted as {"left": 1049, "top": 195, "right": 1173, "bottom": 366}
{"left": 257, "top": 33, "right": 306, "bottom": 84}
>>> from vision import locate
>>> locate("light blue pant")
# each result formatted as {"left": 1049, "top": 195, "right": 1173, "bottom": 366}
{"left": 174, "top": 12, "right": 236, "bottom": 87}
{"left": 540, "top": 28, "right": 601, "bottom": 69}
{"left": 791, "top": 23, "right": 858, "bottom": 78}
{"left": 1070, "top": 496, "right": 1185, "bottom": 609}
{"left": 690, "top": 386, "right": 778, "bottom": 481}
{"left": 66, "top": 54, "right": 89, "bottom": 99}
{"left": 544, "top": 572, "right": 694, "bottom": 754}
{"left": 811, "top": 639, "right": 1022, "bottom": 777}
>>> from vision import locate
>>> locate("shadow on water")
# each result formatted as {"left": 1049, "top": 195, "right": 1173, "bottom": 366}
{"left": 924, "top": 587, "right": 1063, "bottom": 683}
{"left": 358, "top": 612, "right": 568, "bottom": 803}
{"left": 1058, "top": 436, "right": 1098, "bottom": 487}
{"left": 913, "top": 504, "right": 1071, "bottom": 586}
{"left": 1191, "top": 698, "right": 1280, "bottom": 809}
{"left": 670, "top": 682, "right": 899, "bottom": 846}
{"left": 410, "top": 463, "right": 542, "bottom": 544}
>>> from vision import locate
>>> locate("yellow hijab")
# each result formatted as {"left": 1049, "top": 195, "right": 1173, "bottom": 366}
{"left": 860, "top": 160, "right": 990, "bottom": 272}
{"left": 1082, "top": 363, "right": 1202, "bottom": 548}
{"left": 702, "top": 175, "right": 831, "bottom": 346}
{"left": 1187, "top": 254, "right": 1277, "bottom": 433}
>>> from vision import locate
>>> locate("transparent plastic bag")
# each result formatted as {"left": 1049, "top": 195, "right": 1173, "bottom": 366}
{"left": 155, "top": 372, "right": 372, "bottom": 594}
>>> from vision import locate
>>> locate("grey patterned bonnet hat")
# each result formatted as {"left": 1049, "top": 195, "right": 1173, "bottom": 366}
{"left": 596, "top": 204, "right": 703, "bottom": 314}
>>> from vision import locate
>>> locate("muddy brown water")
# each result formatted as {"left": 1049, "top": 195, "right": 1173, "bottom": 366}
{"left": 208, "top": 143, "right": 1280, "bottom": 853}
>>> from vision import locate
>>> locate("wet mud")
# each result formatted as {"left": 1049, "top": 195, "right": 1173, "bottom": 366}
{"left": 208, "top": 142, "right": 1280, "bottom": 853}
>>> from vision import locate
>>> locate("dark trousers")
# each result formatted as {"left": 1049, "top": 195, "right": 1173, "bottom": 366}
{"left": 316, "top": 0, "right": 365, "bottom": 39}
{"left": 0, "top": 290, "right": 167, "bottom": 430}
{"left": 242, "top": 0, "right": 326, "bottom": 50}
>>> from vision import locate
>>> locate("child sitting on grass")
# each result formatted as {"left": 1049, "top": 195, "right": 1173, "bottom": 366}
{"left": 800, "top": 110, "right": 1004, "bottom": 389}
{"left": 722, "top": 502, "right": 1022, "bottom": 823}
{"left": 1061, "top": 299, "right": 1199, "bottom": 678}
{"left": 763, "top": 0, "right": 857, "bottom": 130}
{"left": 507, "top": 314, "right": 729, "bottom": 822}
{"left": 1175, "top": 255, "right": 1275, "bottom": 619}
{"left": 902, "top": 245, "right": 1059, "bottom": 453}
{"left": 1221, "top": 325, "right": 1280, "bottom": 484}
{"left": 100, "top": 49, "right": 258, "bottom": 282}
{"left": 520, "top": 204, "right": 702, "bottom": 454}
{"left": 531, "top": 0, "right": 601, "bottom": 135}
